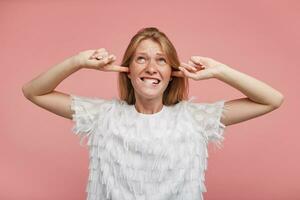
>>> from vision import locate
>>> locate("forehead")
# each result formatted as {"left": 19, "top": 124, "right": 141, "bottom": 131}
{"left": 135, "top": 39, "right": 165, "bottom": 55}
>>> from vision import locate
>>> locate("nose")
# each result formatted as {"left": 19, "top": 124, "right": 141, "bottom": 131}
{"left": 145, "top": 58, "right": 158, "bottom": 74}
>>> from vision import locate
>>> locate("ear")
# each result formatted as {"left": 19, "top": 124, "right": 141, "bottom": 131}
{"left": 127, "top": 65, "right": 131, "bottom": 79}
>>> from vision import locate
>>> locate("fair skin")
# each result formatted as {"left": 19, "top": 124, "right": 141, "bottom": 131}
{"left": 173, "top": 56, "right": 284, "bottom": 125}
{"left": 22, "top": 39, "right": 284, "bottom": 126}
{"left": 127, "top": 39, "right": 173, "bottom": 114}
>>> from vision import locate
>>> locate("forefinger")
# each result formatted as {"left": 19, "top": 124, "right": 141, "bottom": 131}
{"left": 110, "top": 65, "right": 130, "bottom": 73}
{"left": 171, "top": 70, "right": 184, "bottom": 77}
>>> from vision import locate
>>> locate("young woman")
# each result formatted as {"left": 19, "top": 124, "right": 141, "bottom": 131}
{"left": 22, "top": 27, "right": 284, "bottom": 200}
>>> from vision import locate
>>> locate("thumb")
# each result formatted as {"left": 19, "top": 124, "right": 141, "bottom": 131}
{"left": 107, "top": 54, "right": 117, "bottom": 64}
{"left": 191, "top": 56, "right": 208, "bottom": 66}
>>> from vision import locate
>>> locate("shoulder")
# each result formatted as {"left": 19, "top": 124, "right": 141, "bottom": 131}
{"left": 183, "top": 97, "right": 225, "bottom": 112}
{"left": 180, "top": 97, "right": 226, "bottom": 126}
{"left": 70, "top": 95, "right": 125, "bottom": 116}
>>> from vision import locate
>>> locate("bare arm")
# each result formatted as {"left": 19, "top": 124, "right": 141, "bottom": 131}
{"left": 173, "top": 56, "right": 284, "bottom": 126}
{"left": 22, "top": 48, "right": 128, "bottom": 120}
{"left": 22, "top": 56, "right": 81, "bottom": 119}
{"left": 214, "top": 65, "right": 284, "bottom": 126}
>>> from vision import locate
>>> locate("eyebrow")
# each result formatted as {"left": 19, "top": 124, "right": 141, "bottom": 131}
{"left": 136, "top": 52, "right": 166, "bottom": 57}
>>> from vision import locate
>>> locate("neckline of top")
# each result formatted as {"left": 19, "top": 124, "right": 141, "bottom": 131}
{"left": 131, "top": 104, "right": 166, "bottom": 117}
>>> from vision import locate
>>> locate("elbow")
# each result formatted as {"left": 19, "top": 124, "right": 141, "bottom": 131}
{"left": 22, "top": 84, "right": 32, "bottom": 100}
{"left": 22, "top": 85, "right": 28, "bottom": 98}
{"left": 271, "top": 93, "right": 285, "bottom": 109}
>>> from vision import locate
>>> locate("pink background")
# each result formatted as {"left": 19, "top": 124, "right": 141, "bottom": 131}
{"left": 1, "top": 0, "right": 299, "bottom": 199}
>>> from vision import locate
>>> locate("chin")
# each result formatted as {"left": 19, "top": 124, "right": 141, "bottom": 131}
{"left": 131, "top": 79, "right": 166, "bottom": 99}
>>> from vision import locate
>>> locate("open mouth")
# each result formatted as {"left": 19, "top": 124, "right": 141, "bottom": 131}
{"left": 140, "top": 77, "right": 161, "bottom": 85}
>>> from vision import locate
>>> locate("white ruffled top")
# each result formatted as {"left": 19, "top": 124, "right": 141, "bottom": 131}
{"left": 70, "top": 95, "right": 226, "bottom": 200}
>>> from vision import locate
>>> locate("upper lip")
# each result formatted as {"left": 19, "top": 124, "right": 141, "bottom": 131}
{"left": 140, "top": 76, "right": 161, "bottom": 81}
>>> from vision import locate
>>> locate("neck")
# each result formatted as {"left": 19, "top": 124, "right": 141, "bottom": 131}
{"left": 134, "top": 96, "right": 164, "bottom": 114}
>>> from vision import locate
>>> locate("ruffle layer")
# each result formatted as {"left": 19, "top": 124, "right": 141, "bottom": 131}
{"left": 70, "top": 95, "right": 226, "bottom": 200}
{"left": 70, "top": 94, "right": 115, "bottom": 146}
{"left": 185, "top": 97, "right": 227, "bottom": 148}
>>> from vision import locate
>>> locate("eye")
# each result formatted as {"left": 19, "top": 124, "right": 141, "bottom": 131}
{"left": 136, "top": 56, "right": 146, "bottom": 63}
{"left": 158, "top": 57, "right": 167, "bottom": 64}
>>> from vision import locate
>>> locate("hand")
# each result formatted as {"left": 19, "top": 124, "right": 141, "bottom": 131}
{"left": 171, "top": 56, "right": 225, "bottom": 80}
{"left": 73, "top": 48, "right": 129, "bottom": 73}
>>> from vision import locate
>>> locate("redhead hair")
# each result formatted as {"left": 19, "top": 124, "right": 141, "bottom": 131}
{"left": 118, "top": 27, "right": 189, "bottom": 105}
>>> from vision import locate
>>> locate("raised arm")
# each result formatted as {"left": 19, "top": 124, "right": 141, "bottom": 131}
{"left": 22, "top": 48, "right": 128, "bottom": 119}
{"left": 173, "top": 56, "right": 284, "bottom": 126}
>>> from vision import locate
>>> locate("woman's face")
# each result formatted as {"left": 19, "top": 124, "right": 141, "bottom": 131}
{"left": 128, "top": 39, "right": 172, "bottom": 102}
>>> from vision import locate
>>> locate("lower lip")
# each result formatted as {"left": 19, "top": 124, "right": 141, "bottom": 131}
{"left": 139, "top": 78, "right": 160, "bottom": 87}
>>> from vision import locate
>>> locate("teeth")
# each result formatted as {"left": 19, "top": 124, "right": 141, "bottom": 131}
{"left": 141, "top": 78, "right": 160, "bottom": 84}
{"left": 144, "top": 78, "right": 154, "bottom": 84}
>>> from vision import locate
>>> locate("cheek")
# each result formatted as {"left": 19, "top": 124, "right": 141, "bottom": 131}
{"left": 128, "top": 64, "right": 138, "bottom": 78}
{"left": 163, "top": 67, "right": 172, "bottom": 78}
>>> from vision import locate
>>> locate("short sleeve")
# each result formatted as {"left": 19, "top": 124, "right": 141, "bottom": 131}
{"left": 70, "top": 94, "right": 108, "bottom": 145}
{"left": 187, "top": 99, "right": 227, "bottom": 148}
